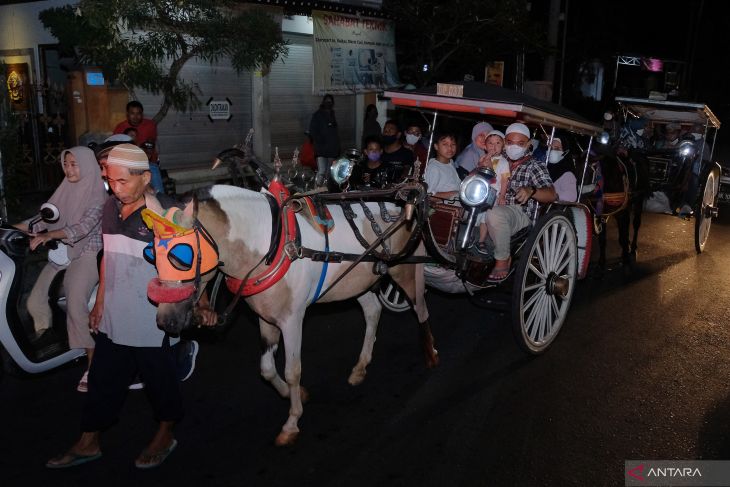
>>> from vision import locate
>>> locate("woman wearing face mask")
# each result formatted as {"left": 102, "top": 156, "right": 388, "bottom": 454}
{"left": 545, "top": 136, "right": 578, "bottom": 202}
{"left": 403, "top": 122, "right": 428, "bottom": 171}
{"left": 352, "top": 136, "right": 395, "bottom": 189}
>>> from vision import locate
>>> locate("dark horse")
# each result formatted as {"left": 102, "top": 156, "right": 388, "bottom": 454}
{"left": 584, "top": 147, "right": 650, "bottom": 275}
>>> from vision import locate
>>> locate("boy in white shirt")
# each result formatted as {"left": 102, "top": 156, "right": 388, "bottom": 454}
{"left": 424, "top": 133, "right": 461, "bottom": 200}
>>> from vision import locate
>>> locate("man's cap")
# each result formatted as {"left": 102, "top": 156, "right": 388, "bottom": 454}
{"left": 487, "top": 130, "right": 505, "bottom": 139}
{"left": 505, "top": 122, "right": 531, "bottom": 139}
{"left": 107, "top": 143, "right": 150, "bottom": 170}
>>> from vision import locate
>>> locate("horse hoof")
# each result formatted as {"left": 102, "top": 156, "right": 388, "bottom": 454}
{"left": 424, "top": 348, "right": 440, "bottom": 369}
{"left": 348, "top": 369, "right": 366, "bottom": 386}
{"left": 275, "top": 430, "right": 299, "bottom": 447}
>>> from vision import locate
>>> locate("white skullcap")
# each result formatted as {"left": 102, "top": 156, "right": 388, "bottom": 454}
{"left": 487, "top": 130, "right": 505, "bottom": 139}
{"left": 505, "top": 122, "right": 531, "bottom": 139}
{"left": 106, "top": 143, "right": 150, "bottom": 170}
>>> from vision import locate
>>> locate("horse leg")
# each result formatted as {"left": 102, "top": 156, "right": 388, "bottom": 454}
{"left": 259, "top": 318, "right": 289, "bottom": 398}
{"left": 348, "top": 291, "right": 382, "bottom": 386}
{"left": 596, "top": 224, "right": 607, "bottom": 278}
{"left": 630, "top": 197, "right": 644, "bottom": 260}
{"left": 617, "top": 210, "right": 631, "bottom": 269}
{"left": 390, "top": 261, "right": 439, "bottom": 368}
{"left": 274, "top": 313, "right": 306, "bottom": 447}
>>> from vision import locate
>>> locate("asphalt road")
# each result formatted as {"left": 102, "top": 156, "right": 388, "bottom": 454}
{"left": 2, "top": 210, "right": 730, "bottom": 487}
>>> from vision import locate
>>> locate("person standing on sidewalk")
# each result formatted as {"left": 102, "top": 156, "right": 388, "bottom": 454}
{"left": 46, "top": 144, "right": 187, "bottom": 470}
{"left": 114, "top": 101, "right": 164, "bottom": 194}
{"left": 308, "top": 94, "right": 340, "bottom": 186}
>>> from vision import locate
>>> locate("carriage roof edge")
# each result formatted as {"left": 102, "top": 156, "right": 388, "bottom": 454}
{"left": 383, "top": 81, "right": 603, "bottom": 137}
{"left": 614, "top": 96, "right": 721, "bottom": 129}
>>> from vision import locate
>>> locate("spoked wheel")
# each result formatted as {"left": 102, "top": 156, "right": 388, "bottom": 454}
{"left": 377, "top": 278, "right": 411, "bottom": 313}
{"left": 695, "top": 167, "right": 720, "bottom": 254}
{"left": 512, "top": 213, "right": 578, "bottom": 354}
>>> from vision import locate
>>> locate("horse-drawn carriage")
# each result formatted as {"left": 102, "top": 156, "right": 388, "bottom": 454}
{"left": 611, "top": 97, "right": 722, "bottom": 253}
{"left": 145, "top": 81, "right": 608, "bottom": 444}
{"left": 373, "top": 81, "right": 602, "bottom": 353}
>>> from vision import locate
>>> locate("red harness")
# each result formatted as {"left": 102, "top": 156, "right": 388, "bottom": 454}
{"left": 224, "top": 179, "right": 298, "bottom": 296}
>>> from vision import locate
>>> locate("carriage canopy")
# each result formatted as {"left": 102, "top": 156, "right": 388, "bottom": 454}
{"left": 383, "top": 81, "right": 603, "bottom": 136}
{"left": 615, "top": 97, "right": 721, "bottom": 129}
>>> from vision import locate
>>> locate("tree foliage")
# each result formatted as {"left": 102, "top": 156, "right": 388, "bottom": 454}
{"left": 39, "top": 0, "right": 288, "bottom": 123}
{"left": 383, "top": 0, "right": 549, "bottom": 87}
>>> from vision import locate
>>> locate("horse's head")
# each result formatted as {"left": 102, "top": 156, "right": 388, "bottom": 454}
{"left": 143, "top": 195, "right": 219, "bottom": 335}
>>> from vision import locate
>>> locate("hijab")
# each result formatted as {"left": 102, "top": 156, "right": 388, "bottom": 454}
{"left": 46, "top": 146, "right": 107, "bottom": 259}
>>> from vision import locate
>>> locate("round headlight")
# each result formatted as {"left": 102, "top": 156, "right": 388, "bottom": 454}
{"left": 598, "top": 131, "right": 610, "bottom": 145}
{"left": 330, "top": 157, "right": 354, "bottom": 186}
{"left": 460, "top": 173, "right": 494, "bottom": 207}
{"left": 678, "top": 140, "right": 696, "bottom": 158}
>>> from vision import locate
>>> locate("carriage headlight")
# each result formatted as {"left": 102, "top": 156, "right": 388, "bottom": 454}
{"left": 678, "top": 140, "right": 696, "bottom": 158}
{"left": 460, "top": 168, "right": 496, "bottom": 207}
{"left": 330, "top": 157, "right": 354, "bottom": 186}
{"left": 598, "top": 131, "right": 610, "bottom": 145}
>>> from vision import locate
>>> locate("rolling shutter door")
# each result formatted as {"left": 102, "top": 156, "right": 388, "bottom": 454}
{"left": 269, "top": 33, "right": 356, "bottom": 161}
{"left": 136, "top": 57, "right": 252, "bottom": 170}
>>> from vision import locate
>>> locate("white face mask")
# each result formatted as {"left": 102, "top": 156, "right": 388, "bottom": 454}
{"left": 692, "top": 133, "right": 702, "bottom": 141}
{"left": 405, "top": 133, "right": 421, "bottom": 145}
{"left": 548, "top": 150, "right": 564, "bottom": 164}
{"left": 636, "top": 129, "right": 645, "bottom": 136}
{"left": 505, "top": 144, "right": 528, "bottom": 160}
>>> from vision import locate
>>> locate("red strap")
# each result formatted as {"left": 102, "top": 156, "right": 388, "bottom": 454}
{"left": 224, "top": 180, "right": 297, "bottom": 296}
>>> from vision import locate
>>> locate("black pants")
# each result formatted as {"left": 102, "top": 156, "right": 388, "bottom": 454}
{"left": 80, "top": 333, "right": 183, "bottom": 432}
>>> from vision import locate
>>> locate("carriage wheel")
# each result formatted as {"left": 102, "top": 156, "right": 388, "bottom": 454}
{"left": 511, "top": 213, "right": 578, "bottom": 354}
{"left": 377, "top": 279, "right": 411, "bottom": 313}
{"left": 695, "top": 168, "right": 719, "bottom": 254}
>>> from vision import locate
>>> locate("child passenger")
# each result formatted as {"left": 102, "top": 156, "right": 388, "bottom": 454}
{"left": 423, "top": 133, "right": 461, "bottom": 200}
{"left": 476, "top": 130, "right": 510, "bottom": 253}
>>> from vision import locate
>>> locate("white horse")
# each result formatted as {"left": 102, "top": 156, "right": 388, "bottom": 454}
{"left": 148, "top": 185, "right": 437, "bottom": 445}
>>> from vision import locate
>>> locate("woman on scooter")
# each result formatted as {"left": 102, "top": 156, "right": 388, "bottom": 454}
{"left": 22, "top": 146, "right": 107, "bottom": 392}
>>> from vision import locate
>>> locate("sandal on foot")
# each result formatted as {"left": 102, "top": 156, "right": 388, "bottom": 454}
{"left": 135, "top": 439, "right": 178, "bottom": 469}
{"left": 46, "top": 451, "right": 102, "bottom": 469}
{"left": 487, "top": 257, "right": 512, "bottom": 283}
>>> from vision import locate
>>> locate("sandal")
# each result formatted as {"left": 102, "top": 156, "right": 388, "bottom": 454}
{"left": 487, "top": 257, "right": 512, "bottom": 282}
{"left": 46, "top": 450, "right": 102, "bottom": 469}
{"left": 135, "top": 439, "right": 178, "bottom": 469}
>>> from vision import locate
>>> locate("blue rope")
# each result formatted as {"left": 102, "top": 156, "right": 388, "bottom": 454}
{"left": 311, "top": 244, "right": 329, "bottom": 303}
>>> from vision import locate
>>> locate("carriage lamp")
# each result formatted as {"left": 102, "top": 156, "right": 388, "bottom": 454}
{"left": 678, "top": 140, "right": 696, "bottom": 158}
{"left": 460, "top": 167, "right": 497, "bottom": 207}
{"left": 330, "top": 157, "right": 355, "bottom": 186}
{"left": 598, "top": 131, "right": 610, "bottom": 145}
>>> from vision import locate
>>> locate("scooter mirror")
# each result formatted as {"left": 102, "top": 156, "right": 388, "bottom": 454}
{"left": 40, "top": 203, "right": 60, "bottom": 223}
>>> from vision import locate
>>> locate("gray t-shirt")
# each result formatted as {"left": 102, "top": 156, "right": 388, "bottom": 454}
{"left": 99, "top": 196, "right": 179, "bottom": 347}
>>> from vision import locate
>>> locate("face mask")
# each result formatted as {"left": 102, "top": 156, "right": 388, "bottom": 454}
{"left": 405, "top": 133, "right": 421, "bottom": 145}
{"left": 692, "top": 133, "right": 702, "bottom": 141}
{"left": 636, "top": 129, "right": 645, "bottom": 136}
{"left": 367, "top": 151, "right": 380, "bottom": 161}
{"left": 548, "top": 150, "right": 564, "bottom": 164}
{"left": 505, "top": 144, "right": 528, "bottom": 160}
{"left": 382, "top": 135, "right": 398, "bottom": 145}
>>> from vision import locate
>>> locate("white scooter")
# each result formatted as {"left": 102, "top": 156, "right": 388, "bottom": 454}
{"left": 0, "top": 203, "right": 87, "bottom": 376}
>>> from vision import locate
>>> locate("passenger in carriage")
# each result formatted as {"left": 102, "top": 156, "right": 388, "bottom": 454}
{"left": 351, "top": 136, "right": 395, "bottom": 189}
{"left": 654, "top": 122, "right": 681, "bottom": 149}
{"left": 454, "top": 121, "right": 494, "bottom": 178}
{"left": 482, "top": 123, "right": 557, "bottom": 281}
{"left": 545, "top": 135, "right": 578, "bottom": 202}
{"left": 403, "top": 122, "right": 428, "bottom": 174}
{"left": 423, "top": 132, "right": 461, "bottom": 200}
{"left": 475, "top": 130, "right": 510, "bottom": 254}
{"left": 381, "top": 120, "right": 416, "bottom": 177}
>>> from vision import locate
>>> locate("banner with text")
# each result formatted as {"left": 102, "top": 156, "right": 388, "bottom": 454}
{"left": 312, "top": 10, "right": 400, "bottom": 95}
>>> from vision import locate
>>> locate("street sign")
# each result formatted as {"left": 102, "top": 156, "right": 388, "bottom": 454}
{"left": 207, "top": 97, "right": 233, "bottom": 122}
